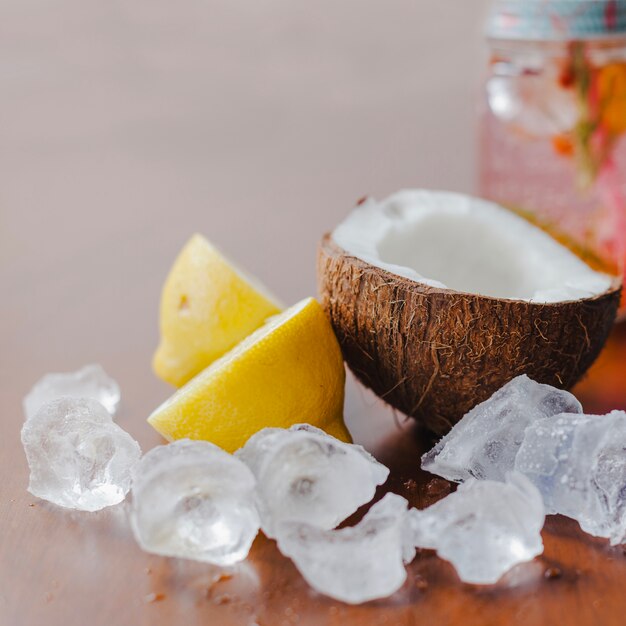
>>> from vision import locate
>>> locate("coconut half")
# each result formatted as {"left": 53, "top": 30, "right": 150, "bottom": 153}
{"left": 318, "top": 190, "right": 621, "bottom": 434}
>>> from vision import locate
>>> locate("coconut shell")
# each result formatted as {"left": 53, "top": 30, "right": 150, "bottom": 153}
{"left": 317, "top": 235, "right": 622, "bottom": 435}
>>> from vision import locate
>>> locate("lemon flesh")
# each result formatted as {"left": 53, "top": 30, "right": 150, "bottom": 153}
{"left": 153, "top": 234, "right": 282, "bottom": 387}
{"left": 148, "top": 297, "right": 350, "bottom": 452}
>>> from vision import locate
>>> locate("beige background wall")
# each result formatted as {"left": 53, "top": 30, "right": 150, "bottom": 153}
{"left": 1, "top": 0, "right": 492, "bottom": 399}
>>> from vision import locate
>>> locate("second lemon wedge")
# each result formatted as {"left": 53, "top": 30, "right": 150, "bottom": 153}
{"left": 148, "top": 297, "right": 350, "bottom": 452}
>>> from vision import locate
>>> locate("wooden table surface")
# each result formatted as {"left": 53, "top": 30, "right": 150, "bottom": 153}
{"left": 3, "top": 1, "right": 626, "bottom": 624}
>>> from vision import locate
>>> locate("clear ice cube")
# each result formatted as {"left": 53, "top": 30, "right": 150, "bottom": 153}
{"left": 130, "top": 439, "right": 260, "bottom": 565}
{"left": 23, "top": 364, "right": 121, "bottom": 420}
{"left": 236, "top": 424, "right": 389, "bottom": 538}
{"left": 409, "top": 473, "right": 545, "bottom": 585}
{"left": 422, "top": 375, "right": 582, "bottom": 482}
{"left": 275, "top": 493, "right": 413, "bottom": 604}
{"left": 486, "top": 71, "right": 577, "bottom": 137}
{"left": 21, "top": 397, "right": 141, "bottom": 511}
{"left": 515, "top": 410, "right": 626, "bottom": 545}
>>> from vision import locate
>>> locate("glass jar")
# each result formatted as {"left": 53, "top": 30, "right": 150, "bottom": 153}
{"left": 479, "top": 1, "right": 626, "bottom": 315}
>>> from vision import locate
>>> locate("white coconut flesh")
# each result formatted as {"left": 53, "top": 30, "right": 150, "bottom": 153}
{"left": 331, "top": 190, "right": 614, "bottom": 303}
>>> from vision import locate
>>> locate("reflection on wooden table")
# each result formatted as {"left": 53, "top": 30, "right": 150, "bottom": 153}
{"left": 574, "top": 321, "right": 626, "bottom": 414}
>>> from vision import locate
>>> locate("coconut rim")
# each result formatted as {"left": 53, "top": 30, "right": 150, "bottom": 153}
{"left": 320, "top": 234, "right": 622, "bottom": 307}
{"left": 328, "top": 189, "right": 623, "bottom": 304}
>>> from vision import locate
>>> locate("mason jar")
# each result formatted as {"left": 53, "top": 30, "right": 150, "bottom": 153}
{"left": 479, "top": 0, "right": 626, "bottom": 315}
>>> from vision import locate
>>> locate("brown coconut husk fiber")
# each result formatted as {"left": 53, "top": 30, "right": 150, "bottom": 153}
{"left": 317, "top": 235, "right": 621, "bottom": 435}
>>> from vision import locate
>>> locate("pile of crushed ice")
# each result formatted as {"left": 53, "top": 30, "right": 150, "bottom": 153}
{"left": 19, "top": 366, "right": 626, "bottom": 604}
{"left": 423, "top": 374, "right": 626, "bottom": 547}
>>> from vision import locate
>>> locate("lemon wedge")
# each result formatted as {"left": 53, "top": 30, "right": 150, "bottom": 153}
{"left": 148, "top": 297, "right": 350, "bottom": 451}
{"left": 153, "top": 234, "right": 282, "bottom": 387}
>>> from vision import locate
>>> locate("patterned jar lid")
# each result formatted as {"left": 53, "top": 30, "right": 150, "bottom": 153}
{"left": 486, "top": 0, "right": 626, "bottom": 40}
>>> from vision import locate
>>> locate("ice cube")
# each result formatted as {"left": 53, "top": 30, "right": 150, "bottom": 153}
{"left": 236, "top": 424, "right": 389, "bottom": 537}
{"left": 409, "top": 473, "right": 545, "bottom": 585}
{"left": 486, "top": 71, "right": 577, "bottom": 137}
{"left": 23, "top": 364, "right": 121, "bottom": 420}
{"left": 275, "top": 493, "right": 413, "bottom": 604}
{"left": 130, "top": 439, "right": 260, "bottom": 565}
{"left": 21, "top": 397, "right": 140, "bottom": 511}
{"left": 422, "top": 375, "right": 582, "bottom": 482}
{"left": 515, "top": 410, "right": 626, "bottom": 545}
